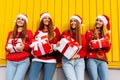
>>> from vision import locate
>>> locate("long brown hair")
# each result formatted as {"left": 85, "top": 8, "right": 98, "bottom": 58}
{"left": 38, "top": 18, "right": 54, "bottom": 41}
{"left": 10, "top": 20, "right": 27, "bottom": 41}
{"left": 70, "top": 20, "right": 82, "bottom": 45}
{"left": 92, "top": 25, "right": 106, "bottom": 40}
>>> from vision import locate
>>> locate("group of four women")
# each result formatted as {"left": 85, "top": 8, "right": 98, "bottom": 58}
{"left": 5, "top": 12, "right": 111, "bottom": 80}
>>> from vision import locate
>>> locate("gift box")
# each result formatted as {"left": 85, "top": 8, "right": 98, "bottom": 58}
{"left": 6, "top": 38, "right": 23, "bottom": 53}
{"left": 90, "top": 38, "right": 110, "bottom": 49}
{"left": 56, "top": 37, "right": 81, "bottom": 59}
{"left": 30, "top": 35, "right": 51, "bottom": 57}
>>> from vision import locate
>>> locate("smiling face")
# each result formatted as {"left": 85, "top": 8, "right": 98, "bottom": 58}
{"left": 70, "top": 18, "right": 78, "bottom": 29}
{"left": 95, "top": 18, "right": 104, "bottom": 28}
{"left": 42, "top": 16, "right": 51, "bottom": 26}
{"left": 16, "top": 17, "right": 25, "bottom": 27}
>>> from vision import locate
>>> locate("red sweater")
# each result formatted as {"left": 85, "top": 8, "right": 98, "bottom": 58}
{"left": 61, "top": 30, "right": 86, "bottom": 58}
{"left": 5, "top": 30, "right": 33, "bottom": 61}
{"left": 33, "top": 27, "right": 60, "bottom": 60}
{"left": 85, "top": 30, "right": 111, "bottom": 61}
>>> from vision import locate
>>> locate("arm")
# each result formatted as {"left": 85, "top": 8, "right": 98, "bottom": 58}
{"left": 5, "top": 31, "right": 12, "bottom": 52}
{"left": 24, "top": 30, "right": 33, "bottom": 51}
{"left": 77, "top": 35, "right": 86, "bottom": 58}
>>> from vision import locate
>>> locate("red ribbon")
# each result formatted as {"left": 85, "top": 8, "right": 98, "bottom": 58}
{"left": 11, "top": 39, "right": 18, "bottom": 46}
{"left": 61, "top": 38, "right": 80, "bottom": 54}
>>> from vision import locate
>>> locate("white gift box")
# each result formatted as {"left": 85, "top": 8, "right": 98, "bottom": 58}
{"left": 56, "top": 38, "right": 81, "bottom": 59}
{"left": 6, "top": 38, "right": 23, "bottom": 53}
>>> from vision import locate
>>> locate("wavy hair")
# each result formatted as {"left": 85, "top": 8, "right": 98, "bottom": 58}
{"left": 70, "top": 20, "right": 82, "bottom": 45}
{"left": 10, "top": 20, "right": 27, "bottom": 42}
{"left": 38, "top": 18, "right": 54, "bottom": 41}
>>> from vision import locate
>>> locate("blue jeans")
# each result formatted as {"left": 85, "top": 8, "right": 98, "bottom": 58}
{"left": 62, "top": 56, "right": 85, "bottom": 80}
{"left": 86, "top": 58, "right": 109, "bottom": 80}
{"left": 28, "top": 61, "right": 56, "bottom": 80}
{"left": 6, "top": 58, "right": 30, "bottom": 80}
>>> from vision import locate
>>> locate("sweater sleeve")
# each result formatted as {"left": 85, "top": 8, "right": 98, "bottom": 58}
{"left": 5, "top": 31, "right": 12, "bottom": 52}
{"left": 78, "top": 35, "right": 86, "bottom": 58}
{"left": 24, "top": 30, "right": 33, "bottom": 51}
{"left": 102, "top": 33, "right": 111, "bottom": 53}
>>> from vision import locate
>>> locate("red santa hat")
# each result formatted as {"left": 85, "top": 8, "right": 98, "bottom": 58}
{"left": 70, "top": 15, "right": 84, "bottom": 26}
{"left": 15, "top": 14, "right": 28, "bottom": 23}
{"left": 40, "top": 12, "right": 51, "bottom": 21}
{"left": 96, "top": 15, "right": 111, "bottom": 33}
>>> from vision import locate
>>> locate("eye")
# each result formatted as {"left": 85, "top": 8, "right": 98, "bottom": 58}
{"left": 99, "top": 20, "right": 103, "bottom": 22}
{"left": 21, "top": 18, "right": 24, "bottom": 21}
{"left": 17, "top": 18, "right": 20, "bottom": 20}
{"left": 96, "top": 19, "right": 99, "bottom": 21}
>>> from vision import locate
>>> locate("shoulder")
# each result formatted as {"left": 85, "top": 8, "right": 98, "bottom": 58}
{"left": 8, "top": 31, "right": 13, "bottom": 36}
{"left": 8, "top": 31, "right": 13, "bottom": 34}
{"left": 26, "top": 30, "right": 32, "bottom": 33}
{"left": 86, "top": 30, "right": 93, "bottom": 33}
{"left": 53, "top": 26, "right": 60, "bottom": 32}
{"left": 85, "top": 30, "right": 93, "bottom": 35}
{"left": 34, "top": 30, "right": 40, "bottom": 35}
{"left": 62, "top": 30, "right": 69, "bottom": 34}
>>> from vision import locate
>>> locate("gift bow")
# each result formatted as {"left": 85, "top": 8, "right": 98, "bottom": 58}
{"left": 30, "top": 35, "right": 50, "bottom": 55}
{"left": 64, "top": 36, "right": 80, "bottom": 47}
{"left": 91, "top": 38, "right": 104, "bottom": 48}
{"left": 8, "top": 38, "right": 22, "bottom": 46}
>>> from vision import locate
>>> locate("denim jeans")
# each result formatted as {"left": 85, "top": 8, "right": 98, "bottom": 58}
{"left": 6, "top": 58, "right": 30, "bottom": 80}
{"left": 28, "top": 61, "right": 56, "bottom": 80}
{"left": 86, "top": 58, "right": 109, "bottom": 80}
{"left": 62, "top": 56, "right": 85, "bottom": 80}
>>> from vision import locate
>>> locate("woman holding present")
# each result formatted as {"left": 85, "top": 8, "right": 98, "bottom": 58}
{"left": 28, "top": 12, "right": 60, "bottom": 80}
{"left": 61, "top": 15, "right": 86, "bottom": 80}
{"left": 85, "top": 15, "right": 111, "bottom": 80}
{"left": 5, "top": 14, "right": 33, "bottom": 80}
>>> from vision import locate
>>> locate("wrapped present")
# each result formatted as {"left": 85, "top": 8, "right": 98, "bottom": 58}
{"left": 90, "top": 38, "right": 110, "bottom": 49}
{"left": 30, "top": 34, "right": 51, "bottom": 57}
{"left": 56, "top": 36, "right": 81, "bottom": 59}
{"left": 6, "top": 38, "right": 23, "bottom": 53}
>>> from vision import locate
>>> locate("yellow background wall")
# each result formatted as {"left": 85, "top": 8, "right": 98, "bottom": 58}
{"left": 0, "top": 0, "right": 120, "bottom": 68}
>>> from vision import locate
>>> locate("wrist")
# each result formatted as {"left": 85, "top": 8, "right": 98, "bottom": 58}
{"left": 77, "top": 54, "right": 80, "bottom": 59}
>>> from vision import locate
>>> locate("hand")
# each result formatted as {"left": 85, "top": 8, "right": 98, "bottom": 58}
{"left": 56, "top": 41, "right": 60, "bottom": 47}
{"left": 71, "top": 54, "right": 80, "bottom": 60}
{"left": 32, "top": 54, "right": 37, "bottom": 58}
{"left": 89, "top": 41, "right": 93, "bottom": 49}
{"left": 6, "top": 47, "right": 10, "bottom": 52}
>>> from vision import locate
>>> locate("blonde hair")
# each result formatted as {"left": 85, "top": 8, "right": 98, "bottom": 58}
{"left": 92, "top": 25, "right": 107, "bottom": 40}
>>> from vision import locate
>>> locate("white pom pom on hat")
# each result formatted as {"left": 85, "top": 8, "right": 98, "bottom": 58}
{"left": 96, "top": 15, "right": 111, "bottom": 33}
{"left": 40, "top": 12, "right": 51, "bottom": 21}
{"left": 14, "top": 14, "right": 28, "bottom": 23}
{"left": 70, "top": 15, "right": 84, "bottom": 26}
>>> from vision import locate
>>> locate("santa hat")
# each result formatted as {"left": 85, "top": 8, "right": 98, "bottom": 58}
{"left": 40, "top": 12, "right": 51, "bottom": 21}
{"left": 15, "top": 14, "right": 28, "bottom": 23}
{"left": 70, "top": 15, "right": 84, "bottom": 26}
{"left": 96, "top": 15, "right": 111, "bottom": 33}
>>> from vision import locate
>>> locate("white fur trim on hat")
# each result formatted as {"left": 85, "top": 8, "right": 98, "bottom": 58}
{"left": 70, "top": 16, "right": 82, "bottom": 24}
{"left": 40, "top": 13, "right": 51, "bottom": 21}
{"left": 15, "top": 14, "right": 28, "bottom": 23}
{"left": 96, "top": 15, "right": 108, "bottom": 26}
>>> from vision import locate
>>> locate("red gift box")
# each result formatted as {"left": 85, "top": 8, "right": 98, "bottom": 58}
{"left": 56, "top": 36, "right": 81, "bottom": 59}
{"left": 6, "top": 38, "right": 23, "bottom": 53}
{"left": 30, "top": 35, "right": 51, "bottom": 57}
{"left": 91, "top": 38, "right": 110, "bottom": 49}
